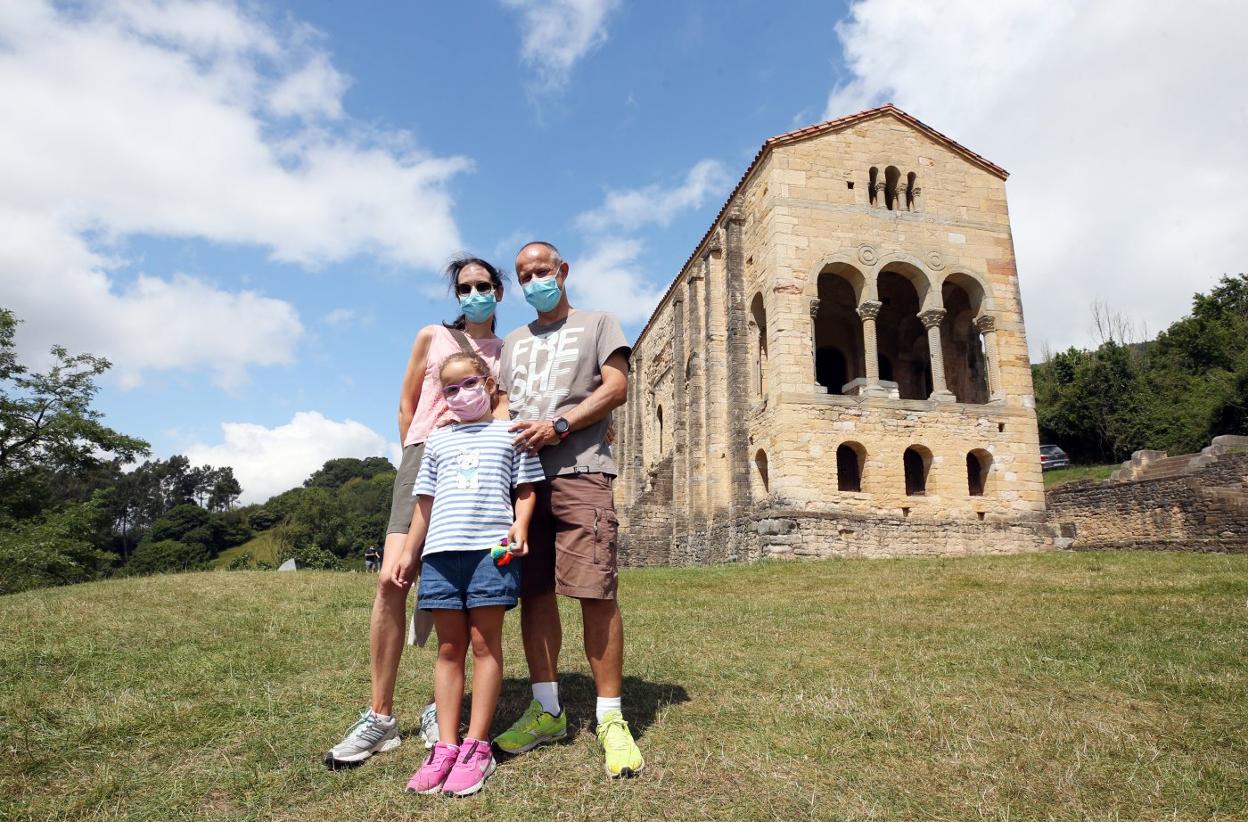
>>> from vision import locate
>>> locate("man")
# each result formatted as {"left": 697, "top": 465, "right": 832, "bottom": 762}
{"left": 493, "top": 241, "right": 644, "bottom": 777}
{"left": 363, "top": 543, "right": 381, "bottom": 573}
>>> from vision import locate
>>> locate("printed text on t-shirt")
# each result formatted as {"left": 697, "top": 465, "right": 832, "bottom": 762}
{"left": 507, "top": 326, "right": 585, "bottom": 419}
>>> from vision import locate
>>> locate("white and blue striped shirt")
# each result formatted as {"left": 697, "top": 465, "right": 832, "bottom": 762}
{"left": 414, "top": 420, "right": 546, "bottom": 556}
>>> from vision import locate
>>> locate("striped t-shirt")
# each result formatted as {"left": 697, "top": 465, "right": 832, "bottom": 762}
{"left": 413, "top": 420, "right": 546, "bottom": 556}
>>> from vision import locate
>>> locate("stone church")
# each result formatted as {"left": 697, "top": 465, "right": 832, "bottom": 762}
{"left": 614, "top": 104, "right": 1053, "bottom": 565}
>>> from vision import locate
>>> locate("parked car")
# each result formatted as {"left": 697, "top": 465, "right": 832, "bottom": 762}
{"left": 1039, "top": 444, "right": 1070, "bottom": 471}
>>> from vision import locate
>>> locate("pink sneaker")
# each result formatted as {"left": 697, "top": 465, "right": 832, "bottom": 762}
{"left": 405, "top": 741, "right": 459, "bottom": 794}
{"left": 441, "top": 738, "right": 496, "bottom": 797}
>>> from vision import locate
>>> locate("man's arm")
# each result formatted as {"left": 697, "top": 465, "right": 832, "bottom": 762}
{"left": 511, "top": 350, "right": 629, "bottom": 453}
{"left": 396, "top": 327, "right": 434, "bottom": 441}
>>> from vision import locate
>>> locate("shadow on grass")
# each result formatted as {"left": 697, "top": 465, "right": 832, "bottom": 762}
{"left": 404, "top": 674, "right": 690, "bottom": 744}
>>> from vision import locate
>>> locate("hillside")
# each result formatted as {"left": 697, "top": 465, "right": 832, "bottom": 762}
{"left": 3, "top": 553, "right": 1246, "bottom": 820}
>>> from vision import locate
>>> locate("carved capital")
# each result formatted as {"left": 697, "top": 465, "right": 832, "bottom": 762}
{"left": 703, "top": 232, "right": 723, "bottom": 258}
{"left": 809, "top": 299, "right": 821, "bottom": 319}
{"left": 725, "top": 205, "right": 745, "bottom": 225}
{"left": 919, "top": 308, "right": 947, "bottom": 329}
{"left": 856, "top": 300, "right": 882, "bottom": 321}
{"left": 910, "top": 186, "right": 922, "bottom": 197}
{"left": 974, "top": 314, "right": 997, "bottom": 333}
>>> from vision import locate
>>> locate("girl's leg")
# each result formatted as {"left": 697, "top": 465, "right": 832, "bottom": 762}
{"left": 433, "top": 609, "right": 470, "bottom": 745}
{"left": 465, "top": 605, "right": 506, "bottom": 741}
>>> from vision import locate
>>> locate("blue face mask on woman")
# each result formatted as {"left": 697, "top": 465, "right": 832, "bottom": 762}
{"left": 522, "top": 275, "right": 562, "bottom": 313}
{"left": 459, "top": 291, "right": 497, "bottom": 323}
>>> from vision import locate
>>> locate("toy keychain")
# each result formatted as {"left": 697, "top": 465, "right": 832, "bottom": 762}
{"left": 491, "top": 537, "right": 514, "bottom": 567}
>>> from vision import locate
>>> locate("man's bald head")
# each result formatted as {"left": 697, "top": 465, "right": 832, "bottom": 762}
{"left": 516, "top": 241, "right": 562, "bottom": 270}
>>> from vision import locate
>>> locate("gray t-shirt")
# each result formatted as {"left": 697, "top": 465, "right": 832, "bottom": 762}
{"left": 500, "top": 309, "right": 631, "bottom": 478}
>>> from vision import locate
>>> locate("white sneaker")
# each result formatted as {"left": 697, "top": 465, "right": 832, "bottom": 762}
{"left": 418, "top": 702, "right": 438, "bottom": 749}
{"left": 324, "top": 708, "right": 401, "bottom": 769}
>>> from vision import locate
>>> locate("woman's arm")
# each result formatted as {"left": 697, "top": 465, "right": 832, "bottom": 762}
{"left": 391, "top": 494, "right": 433, "bottom": 588}
{"left": 397, "top": 327, "right": 435, "bottom": 441}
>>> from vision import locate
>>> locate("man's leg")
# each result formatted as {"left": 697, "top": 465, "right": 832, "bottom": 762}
{"left": 580, "top": 597, "right": 623, "bottom": 698}
{"left": 520, "top": 590, "right": 562, "bottom": 685}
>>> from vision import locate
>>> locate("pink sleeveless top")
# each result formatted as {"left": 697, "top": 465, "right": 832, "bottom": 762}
{"left": 403, "top": 325, "right": 504, "bottom": 447}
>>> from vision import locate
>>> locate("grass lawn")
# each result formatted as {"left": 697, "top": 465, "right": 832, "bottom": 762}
{"left": 2, "top": 552, "right": 1246, "bottom": 820}
{"left": 212, "top": 530, "right": 280, "bottom": 569}
{"left": 1044, "top": 464, "right": 1118, "bottom": 488}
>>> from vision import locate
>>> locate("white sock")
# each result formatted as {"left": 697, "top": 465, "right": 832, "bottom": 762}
{"left": 532, "top": 681, "right": 561, "bottom": 715}
{"left": 595, "top": 696, "right": 622, "bottom": 724}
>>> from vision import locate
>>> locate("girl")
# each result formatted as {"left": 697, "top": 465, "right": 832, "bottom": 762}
{"left": 393, "top": 351, "right": 545, "bottom": 797}
{"left": 325, "top": 256, "right": 508, "bottom": 769}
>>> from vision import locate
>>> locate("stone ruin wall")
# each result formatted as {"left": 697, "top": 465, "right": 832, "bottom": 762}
{"left": 1047, "top": 442, "right": 1248, "bottom": 553}
{"left": 615, "top": 110, "right": 1055, "bottom": 566}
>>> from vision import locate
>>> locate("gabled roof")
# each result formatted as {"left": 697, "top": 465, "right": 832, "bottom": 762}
{"left": 635, "top": 104, "right": 1007, "bottom": 346}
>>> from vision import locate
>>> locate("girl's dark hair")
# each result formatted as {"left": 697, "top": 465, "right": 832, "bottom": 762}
{"left": 439, "top": 351, "right": 491, "bottom": 381}
{"left": 444, "top": 255, "right": 506, "bottom": 331}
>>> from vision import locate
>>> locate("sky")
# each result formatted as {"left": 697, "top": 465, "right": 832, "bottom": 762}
{"left": 2, "top": 0, "right": 1245, "bottom": 503}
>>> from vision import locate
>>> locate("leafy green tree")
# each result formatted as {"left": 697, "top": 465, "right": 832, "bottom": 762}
{"left": 304, "top": 456, "right": 396, "bottom": 490}
{"left": 0, "top": 309, "right": 148, "bottom": 520}
{"left": 0, "top": 498, "right": 114, "bottom": 594}
{"left": 125, "top": 539, "right": 210, "bottom": 576}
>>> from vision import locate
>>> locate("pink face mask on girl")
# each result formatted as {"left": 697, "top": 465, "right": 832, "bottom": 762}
{"left": 443, "top": 375, "right": 492, "bottom": 421}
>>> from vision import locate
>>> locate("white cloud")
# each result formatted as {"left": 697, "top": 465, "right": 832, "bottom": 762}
{"left": 568, "top": 238, "right": 665, "bottom": 324}
{"left": 500, "top": 0, "right": 621, "bottom": 90}
{"left": 184, "top": 411, "right": 392, "bottom": 504}
{"left": 0, "top": 0, "right": 470, "bottom": 384}
{"left": 823, "top": 0, "right": 1248, "bottom": 354}
{"left": 576, "top": 159, "right": 731, "bottom": 233}
{"left": 323, "top": 308, "right": 359, "bottom": 328}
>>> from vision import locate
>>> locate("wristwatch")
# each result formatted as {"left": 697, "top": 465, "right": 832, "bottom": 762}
{"left": 553, "top": 417, "right": 571, "bottom": 440}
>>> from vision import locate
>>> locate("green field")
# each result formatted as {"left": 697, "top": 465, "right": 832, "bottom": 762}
{"left": 3, "top": 552, "right": 1246, "bottom": 820}
{"left": 1043, "top": 464, "right": 1118, "bottom": 488}
{"left": 211, "top": 530, "right": 280, "bottom": 569}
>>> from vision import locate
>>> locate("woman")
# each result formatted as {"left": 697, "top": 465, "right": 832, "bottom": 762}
{"left": 325, "top": 256, "right": 508, "bottom": 769}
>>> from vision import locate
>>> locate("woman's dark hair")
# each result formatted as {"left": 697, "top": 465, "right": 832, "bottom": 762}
{"left": 444, "top": 255, "right": 506, "bottom": 331}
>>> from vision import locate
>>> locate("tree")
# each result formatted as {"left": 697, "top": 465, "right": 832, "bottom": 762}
{"left": 0, "top": 309, "right": 149, "bottom": 519}
{"left": 207, "top": 466, "right": 242, "bottom": 511}
{"left": 304, "top": 456, "right": 395, "bottom": 490}
{"left": 125, "top": 539, "right": 210, "bottom": 576}
{"left": 0, "top": 497, "right": 114, "bottom": 594}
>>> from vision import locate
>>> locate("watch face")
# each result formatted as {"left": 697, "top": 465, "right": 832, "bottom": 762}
{"left": 554, "top": 418, "right": 570, "bottom": 434}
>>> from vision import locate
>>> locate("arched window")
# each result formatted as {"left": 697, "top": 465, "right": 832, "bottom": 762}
{"left": 884, "top": 166, "right": 900, "bottom": 210}
{"left": 967, "top": 449, "right": 992, "bottom": 496}
{"left": 904, "top": 446, "right": 930, "bottom": 496}
{"left": 754, "top": 449, "right": 770, "bottom": 494}
{"left": 877, "top": 269, "right": 931, "bottom": 400}
{"left": 836, "top": 442, "right": 865, "bottom": 492}
{"left": 905, "top": 171, "right": 917, "bottom": 210}
{"left": 749, "top": 293, "right": 768, "bottom": 397}
{"left": 868, "top": 166, "right": 879, "bottom": 206}
{"left": 656, "top": 406, "right": 664, "bottom": 454}
{"left": 814, "top": 264, "right": 865, "bottom": 395}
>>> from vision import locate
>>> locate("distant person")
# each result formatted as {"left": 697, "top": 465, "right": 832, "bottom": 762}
{"left": 391, "top": 351, "right": 544, "bottom": 797}
{"left": 324, "top": 256, "right": 508, "bottom": 769}
{"left": 492, "top": 241, "right": 643, "bottom": 778}
{"left": 363, "top": 544, "right": 381, "bottom": 573}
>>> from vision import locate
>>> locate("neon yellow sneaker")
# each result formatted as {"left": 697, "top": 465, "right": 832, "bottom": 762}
{"left": 596, "top": 710, "right": 644, "bottom": 778}
{"left": 493, "top": 699, "right": 567, "bottom": 755}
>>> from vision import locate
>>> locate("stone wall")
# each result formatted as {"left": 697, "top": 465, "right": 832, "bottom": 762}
{"left": 1046, "top": 451, "right": 1248, "bottom": 553}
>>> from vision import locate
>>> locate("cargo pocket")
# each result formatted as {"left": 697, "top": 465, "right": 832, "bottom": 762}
{"left": 591, "top": 507, "right": 619, "bottom": 567}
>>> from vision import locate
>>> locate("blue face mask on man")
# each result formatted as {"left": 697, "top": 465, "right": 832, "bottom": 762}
{"left": 458, "top": 291, "right": 497, "bottom": 323}
{"left": 522, "top": 274, "right": 562, "bottom": 313}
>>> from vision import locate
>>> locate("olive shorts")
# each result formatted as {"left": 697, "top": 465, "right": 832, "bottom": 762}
{"left": 385, "top": 443, "right": 426, "bottom": 535}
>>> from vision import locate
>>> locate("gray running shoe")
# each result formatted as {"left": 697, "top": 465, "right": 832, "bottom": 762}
{"left": 324, "top": 708, "right": 400, "bottom": 769}
{"left": 418, "top": 701, "right": 439, "bottom": 749}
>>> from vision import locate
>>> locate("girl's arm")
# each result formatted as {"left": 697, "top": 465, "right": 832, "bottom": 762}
{"left": 507, "top": 483, "right": 536, "bottom": 556}
{"left": 391, "top": 494, "right": 433, "bottom": 588}
{"left": 397, "top": 327, "right": 435, "bottom": 441}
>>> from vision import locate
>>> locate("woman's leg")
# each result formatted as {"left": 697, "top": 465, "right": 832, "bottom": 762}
{"left": 369, "top": 530, "right": 412, "bottom": 715}
{"left": 433, "top": 609, "right": 470, "bottom": 745}
{"left": 466, "top": 605, "right": 506, "bottom": 741}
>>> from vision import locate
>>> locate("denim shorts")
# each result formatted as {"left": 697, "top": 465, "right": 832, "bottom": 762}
{"left": 418, "top": 549, "right": 520, "bottom": 611}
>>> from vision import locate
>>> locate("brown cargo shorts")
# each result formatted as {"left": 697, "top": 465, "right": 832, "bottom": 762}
{"left": 385, "top": 443, "right": 426, "bottom": 535}
{"left": 521, "top": 472, "right": 619, "bottom": 601}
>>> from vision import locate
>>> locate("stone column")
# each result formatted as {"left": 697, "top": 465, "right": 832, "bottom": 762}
{"left": 685, "top": 271, "right": 706, "bottom": 524}
{"left": 920, "top": 309, "right": 955, "bottom": 402}
{"left": 723, "top": 209, "right": 752, "bottom": 555}
{"left": 701, "top": 239, "right": 726, "bottom": 545}
{"left": 873, "top": 181, "right": 888, "bottom": 210}
{"left": 975, "top": 314, "right": 1003, "bottom": 401}
{"left": 670, "top": 292, "right": 687, "bottom": 563}
{"left": 808, "top": 298, "right": 821, "bottom": 388}
{"left": 910, "top": 185, "right": 922, "bottom": 213}
{"left": 856, "top": 300, "right": 887, "bottom": 396}
{"left": 628, "top": 354, "right": 644, "bottom": 497}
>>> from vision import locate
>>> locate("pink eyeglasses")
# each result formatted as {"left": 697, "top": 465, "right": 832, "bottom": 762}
{"left": 442, "top": 375, "right": 486, "bottom": 398}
